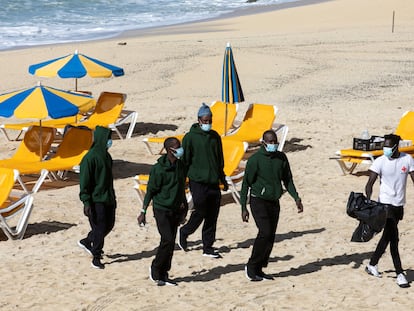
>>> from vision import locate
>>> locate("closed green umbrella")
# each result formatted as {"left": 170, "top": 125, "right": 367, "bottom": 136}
{"left": 222, "top": 43, "right": 244, "bottom": 135}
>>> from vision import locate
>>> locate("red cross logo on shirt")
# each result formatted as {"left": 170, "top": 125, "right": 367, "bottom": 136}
{"left": 401, "top": 166, "right": 407, "bottom": 173}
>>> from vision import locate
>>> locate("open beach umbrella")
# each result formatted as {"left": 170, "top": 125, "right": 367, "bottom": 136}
{"left": 28, "top": 50, "right": 124, "bottom": 91}
{"left": 0, "top": 83, "right": 95, "bottom": 159}
{"left": 222, "top": 42, "right": 244, "bottom": 135}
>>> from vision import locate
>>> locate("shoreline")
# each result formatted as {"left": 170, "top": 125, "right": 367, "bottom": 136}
{"left": 118, "top": 0, "right": 333, "bottom": 39}
{"left": 0, "top": 0, "right": 333, "bottom": 52}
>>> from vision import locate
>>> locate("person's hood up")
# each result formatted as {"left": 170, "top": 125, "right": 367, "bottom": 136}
{"left": 92, "top": 126, "right": 112, "bottom": 151}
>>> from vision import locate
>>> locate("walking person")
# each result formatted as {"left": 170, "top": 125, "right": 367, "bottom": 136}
{"left": 78, "top": 126, "right": 117, "bottom": 269}
{"left": 240, "top": 130, "right": 303, "bottom": 281}
{"left": 178, "top": 103, "right": 228, "bottom": 258}
{"left": 365, "top": 134, "right": 414, "bottom": 288}
{"left": 138, "top": 137, "right": 188, "bottom": 286}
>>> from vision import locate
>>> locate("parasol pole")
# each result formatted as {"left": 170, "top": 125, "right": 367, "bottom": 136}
{"left": 39, "top": 119, "right": 43, "bottom": 161}
{"left": 223, "top": 42, "right": 231, "bottom": 136}
{"left": 35, "top": 81, "right": 44, "bottom": 161}
{"left": 224, "top": 103, "right": 228, "bottom": 136}
{"left": 74, "top": 50, "right": 79, "bottom": 91}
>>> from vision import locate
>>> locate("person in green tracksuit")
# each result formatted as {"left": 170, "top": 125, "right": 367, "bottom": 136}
{"left": 240, "top": 130, "right": 303, "bottom": 281}
{"left": 178, "top": 103, "right": 228, "bottom": 258}
{"left": 78, "top": 126, "right": 116, "bottom": 270}
{"left": 138, "top": 137, "right": 188, "bottom": 286}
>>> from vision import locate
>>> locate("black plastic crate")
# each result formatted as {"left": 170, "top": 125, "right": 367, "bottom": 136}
{"left": 353, "top": 136, "right": 384, "bottom": 151}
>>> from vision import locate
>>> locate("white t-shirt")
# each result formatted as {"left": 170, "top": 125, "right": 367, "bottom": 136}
{"left": 370, "top": 153, "right": 414, "bottom": 206}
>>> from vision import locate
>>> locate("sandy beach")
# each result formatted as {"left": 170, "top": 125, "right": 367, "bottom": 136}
{"left": 1, "top": 0, "right": 414, "bottom": 309}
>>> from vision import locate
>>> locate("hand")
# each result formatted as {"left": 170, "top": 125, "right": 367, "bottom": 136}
{"left": 241, "top": 209, "right": 249, "bottom": 222}
{"left": 137, "top": 213, "right": 146, "bottom": 226}
{"left": 296, "top": 200, "right": 303, "bottom": 213}
{"left": 83, "top": 205, "right": 91, "bottom": 217}
{"left": 222, "top": 180, "right": 229, "bottom": 192}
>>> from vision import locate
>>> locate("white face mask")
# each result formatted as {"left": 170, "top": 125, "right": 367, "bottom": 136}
{"left": 264, "top": 143, "right": 278, "bottom": 152}
{"left": 382, "top": 147, "right": 394, "bottom": 158}
{"left": 383, "top": 146, "right": 394, "bottom": 158}
{"left": 200, "top": 123, "right": 212, "bottom": 132}
{"left": 172, "top": 147, "right": 184, "bottom": 159}
{"left": 106, "top": 139, "right": 113, "bottom": 149}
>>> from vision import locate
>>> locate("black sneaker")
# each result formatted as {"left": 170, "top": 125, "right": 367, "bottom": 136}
{"left": 160, "top": 272, "right": 178, "bottom": 286}
{"left": 202, "top": 250, "right": 221, "bottom": 258}
{"left": 178, "top": 228, "right": 188, "bottom": 251}
{"left": 245, "top": 265, "right": 262, "bottom": 282}
{"left": 149, "top": 267, "right": 167, "bottom": 286}
{"left": 78, "top": 239, "right": 92, "bottom": 256}
{"left": 256, "top": 270, "right": 274, "bottom": 281}
{"left": 162, "top": 278, "right": 178, "bottom": 286}
{"left": 91, "top": 257, "right": 104, "bottom": 269}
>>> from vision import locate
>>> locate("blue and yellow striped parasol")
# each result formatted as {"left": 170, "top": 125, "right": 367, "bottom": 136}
{"left": 0, "top": 83, "right": 95, "bottom": 159}
{"left": 28, "top": 50, "right": 124, "bottom": 91}
{"left": 0, "top": 83, "right": 95, "bottom": 119}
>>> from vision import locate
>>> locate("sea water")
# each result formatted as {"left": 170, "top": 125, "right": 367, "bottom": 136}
{"left": 0, "top": 0, "right": 300, "bottom": 51}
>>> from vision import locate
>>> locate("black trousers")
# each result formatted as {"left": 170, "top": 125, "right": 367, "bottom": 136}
{"left": 370, "top": 206, "right": 403, "bottom": 274}
{"left": 180, "top": 180, "right": 221, "bottom": 253}
{"left": 247, "top": 196, "right": 280, "bottom": 273}
{"left": 151, "top": 208, "right": 180, "bottom": 280}
{"left": 86, "top": 202, "right": 116, "bottom": 258}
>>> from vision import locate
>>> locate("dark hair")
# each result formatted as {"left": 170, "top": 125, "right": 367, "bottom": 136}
{"left": 164, "top": 137, "right": 179, "bottom": 150}
{"left": 262, "top": 130, "right": 277, "bottom": 141}
{"left": 384, "top": 134, "right": 401, "bottom": 145}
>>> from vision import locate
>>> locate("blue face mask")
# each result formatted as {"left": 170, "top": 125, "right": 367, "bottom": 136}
{"left": 200, "top": 123, "right": 212, "bottom": 132}
{"left": 106, "top": 139, "right": 113, "bottom": 149}
{"left": 172, "top": 147, "right": 184, "bottom": 159}
{"left": 383, "top": 146, "right": 394, "bottom": 158}
{"left": 265, "top": 143, "right": 278, "bottom": 153}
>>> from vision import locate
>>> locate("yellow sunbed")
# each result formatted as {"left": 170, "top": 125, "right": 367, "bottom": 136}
{"left": 335, "top": 111, "right": 414, "bottom": 174}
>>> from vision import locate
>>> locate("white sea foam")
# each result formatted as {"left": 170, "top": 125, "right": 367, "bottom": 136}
{"left": 0, "top": 0, "right": 299, "bottom": 50}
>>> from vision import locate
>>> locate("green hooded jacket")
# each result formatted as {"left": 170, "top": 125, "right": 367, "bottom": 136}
{"left": 240, "top": 146, "right": 300, "bottom": 210}
{"left": 143, "top": 154, "right": 187, "bottom": 212}
{"left": 79, "top": 126, "right": 116, "bottom": 207}
{"left": 182, "top": 123, "right": 225, "bottom": 185}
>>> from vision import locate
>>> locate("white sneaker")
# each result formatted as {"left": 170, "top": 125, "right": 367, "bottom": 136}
{"left": 365, "top": 264, "right": 381, "bottom": 278}
{"left": 397, "top": 273, "right": 410, "bottom": 288}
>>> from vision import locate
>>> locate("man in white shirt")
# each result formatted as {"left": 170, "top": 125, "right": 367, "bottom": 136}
{"left": 365, "top": 134, "right": 414, "bottom": 288}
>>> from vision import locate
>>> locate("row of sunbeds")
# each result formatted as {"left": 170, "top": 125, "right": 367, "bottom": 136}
{"left": 0, "top": 92, "right": 135, "bottom": 240}
{"left": 142, "top": 101, "right": 289, "bottom": 155}
{"left": 0, "top": 91, "right": 136, "bottom": 141}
